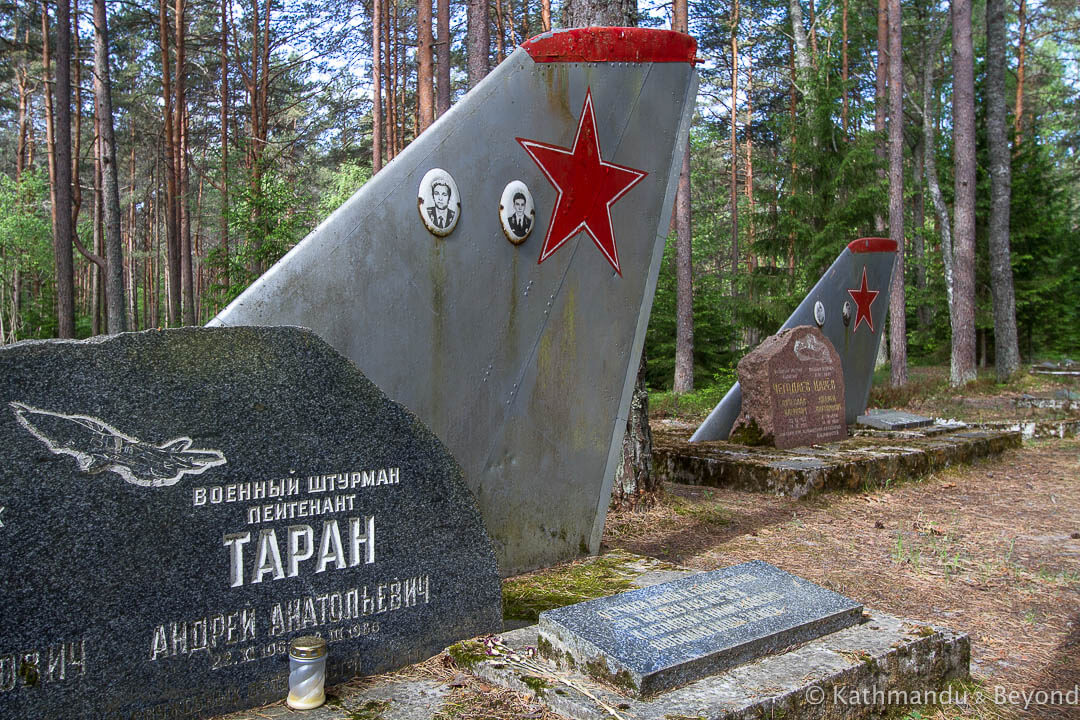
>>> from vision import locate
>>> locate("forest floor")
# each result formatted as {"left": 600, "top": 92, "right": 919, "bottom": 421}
{"left": 603, "top": 436, "right": 1080, "bottom": 719}
{"left": 498, "top": 367, "right": 1080, "bottom": 719}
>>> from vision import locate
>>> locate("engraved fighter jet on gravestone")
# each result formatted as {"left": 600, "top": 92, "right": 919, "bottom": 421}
{"left": 209, "top": 28, "right": 699, "bottom": 575}
{"left": 10, "top": 402, "right": 226, "bottom": 487}
{"left": 690, "top": 237, "right": 898, "bottom": 442}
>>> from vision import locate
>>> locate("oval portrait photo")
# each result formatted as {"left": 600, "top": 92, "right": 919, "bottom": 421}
{"left": 499, "top": 180, "right": 534, "bottom": 245}
{"left": 418, "top": 168, "right": 461, "bottom": 237}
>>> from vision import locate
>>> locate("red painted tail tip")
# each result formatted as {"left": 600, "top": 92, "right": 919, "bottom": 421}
{"left": 523, "top": 28, "right": 697, "bottom": 65}
{"left": 848, "top": 237, "right": 898, "bottom": 253}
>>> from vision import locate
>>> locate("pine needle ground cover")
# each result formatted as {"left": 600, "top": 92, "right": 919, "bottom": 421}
{"left": 604, "top": 438, "right": 1080, "bottom": 720}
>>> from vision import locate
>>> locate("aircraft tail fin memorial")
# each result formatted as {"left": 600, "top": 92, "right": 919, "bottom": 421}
{"left": 210, "top": 28, "right": 699, "bottom": 575}
{"left": 690, "top": 237, "right": 898, "bottom": 443}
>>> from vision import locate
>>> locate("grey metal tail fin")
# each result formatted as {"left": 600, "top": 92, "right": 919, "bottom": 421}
{"left": 208, "top": 28, "right": 699, "bottom": 574}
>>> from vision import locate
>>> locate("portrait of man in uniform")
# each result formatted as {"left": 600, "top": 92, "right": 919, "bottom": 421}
{"left": 418, "top": 168, "right": 460, "bottom": 237}
{"left": 508, "top": 193, "right": 532, "bottom": 238}
{"left": 499, "top": 180, "right": 534, "bottom": 245}
{"left": 428, "top": 179, "right": 456, "bottom": 229}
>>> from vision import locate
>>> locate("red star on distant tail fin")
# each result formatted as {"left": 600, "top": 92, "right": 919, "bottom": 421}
{"left": 848, "top": 267, "right": 880, "bottom": 332}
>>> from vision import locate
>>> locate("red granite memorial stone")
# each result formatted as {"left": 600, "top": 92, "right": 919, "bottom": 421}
{"left": 729, "top": 326, "right": 846, "bottom": 449}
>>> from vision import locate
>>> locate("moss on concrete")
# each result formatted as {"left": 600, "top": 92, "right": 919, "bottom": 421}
{"left": 447, "top": 640, "right": 487, "bottom": 670}
{"left": 584, "top": 658, "right": 638, "bottom": 694}
{"left": 347, "top": 699, "right": 391, "bottom": 720}
{"left": 502, "top": 555, "right": 636, "bottom": 621}
{"left": 518, "top": 674, "right": 551, "bottom": 696}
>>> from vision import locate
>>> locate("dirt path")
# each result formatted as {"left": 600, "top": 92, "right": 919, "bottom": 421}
{"left": 604, "top": 438, "right": 1080, "bottom": 719}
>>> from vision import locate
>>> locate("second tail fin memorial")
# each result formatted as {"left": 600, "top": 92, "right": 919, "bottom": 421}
{"left": 691, "top": 237, "right": 898, "bottom": 443}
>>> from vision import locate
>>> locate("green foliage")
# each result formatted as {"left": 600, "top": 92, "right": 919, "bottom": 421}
{"left": 317, "top": 162, "right": 372, "bottom": 220}
{"left": 0, "top": 169, "right": 58, "bottom": 340}
{"left": 205, "top": 160, "right": 315, "bottom": 309}
{"left": 1008, "top": 129, "right": 1080, "bottom": 359}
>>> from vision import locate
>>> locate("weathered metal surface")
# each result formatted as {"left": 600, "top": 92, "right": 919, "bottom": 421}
{"left": 209, "top": 29, "right": 698, "bottom": 575}
{"left": 691, "top": 237, "right": 898, "bottom": 443}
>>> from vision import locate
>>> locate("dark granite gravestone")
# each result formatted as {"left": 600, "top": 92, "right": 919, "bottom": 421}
{"left": 856, "top": 409, "right": 934, "bottom": 430}
{"left": 730, "top": 326, "right": 847, "bottom": 449}
{"left": 537, "top": 560, "right": 863, "bottom": 697}
{"left": 0, "top": 327, "right": 501, "bottom": 720}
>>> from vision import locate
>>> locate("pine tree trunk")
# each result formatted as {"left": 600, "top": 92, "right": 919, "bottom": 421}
{"left": 1014, "top": 0, "right": 1026, "bottom": 144}
{"left": 564, "top": 0, "right": 635, "bottom": 26}
{"left": 745, "top": 59, "right": 756, "bottom": 277}
{"left": 15, "top": 2, "right": 31, "bottom": 181}
{"left": 177, "top": 0, "right": 194, "bottom": 325}
{"left": 93, "top": 0, "right": 127, "bottom": 333}
{"left": 159, "top": 0, "right": 180, "bottom": 326}
{"left": 92, "top": 128, "right": 102, "bottom": 336}
{"left": 466, "top": 0, "right": 489, "bottom": 89}
{"left": 789, "top": 0, "right": 810, "bottom": 78}
{"left": 729, "top": 0, "right": 739, "bottom": 298}
{"left": 127, "top": 133, "right": 137, "bottom": 329}
{"left": 417, "top": 0, "right": 434, "bottom": 131}
{"left": 610, "top": 355, "right": 658, "bottom": 511}
{"left": 672, "top": 0, "right": 693, "bottom": 395}
{"left": 373, "top": 0, "right": 384, "bottom": 169}
{"left": 71, "top": 0, "right": 82, "bottom": 247}
{"left": 540, "top": 0, "right": 550, "bottom": 31}
{"left": 494, "top": 0, "right": 504, "bottom": 63}
{"left": 436, "top": 0, "right": 450, "bottom": 116}
{"left": 986, "top": 0, "right": 1020, "bottom": 379}
{"left": 841, "top": 0, "right": 848, "bottom": 137}
{"left": 913, "top": 137, "right": 929, "bottom": 328}
{"left": 389, "top": 0, "right": 399, "bottom": 156}
{"left": 53, "top": 0, "right": 76, "bottom": 338}
{"left": 950, "top": 0, "right": 977, "bottom": 386}
{"left": 873, "top": 0, "right": 887, "bottom": 236}
{"left": 887, "top": 0, "right": 905, "bottom": 387}
{"left": 922, "top": 18, "right": 953, "bottom": 315}
{"left": 219, "top": 0, "right": 230, "bottom": 286}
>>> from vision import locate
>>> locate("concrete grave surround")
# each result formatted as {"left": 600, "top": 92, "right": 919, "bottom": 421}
{"left": 0, "top": 327, "right": 501, "bottom": 720}
{"left": 537, "top": 561, "right": 864, "bottom": 697}
{"left": 730, "top": 326, "right": 847, "bottom": 449}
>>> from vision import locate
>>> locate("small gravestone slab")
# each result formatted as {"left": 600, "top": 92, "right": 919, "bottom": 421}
{"left": 730, "top": 326, "right": 847, "bottom": 449}
{"left": 537, "top": 560, "right": 863, "bottom": 697}
{"left": 0, "top": 327, "right": 501, "bottom": 720}
{"left": 856, "top": 409, "right": 934, "bottom": 430}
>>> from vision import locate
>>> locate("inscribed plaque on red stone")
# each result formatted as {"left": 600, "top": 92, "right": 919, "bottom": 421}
{"left": 730, "top": 326, "right": 847, "bottom": 449}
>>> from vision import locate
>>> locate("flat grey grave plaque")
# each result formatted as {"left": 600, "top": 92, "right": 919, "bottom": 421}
{"left": 856, "top": 409, "right": 934, "bottom": 430}
{"left": 538, "top": 560, "right": 863, "bottom": 697}
{"left": 0, "top": 328, "right": 501, "bottom": 720}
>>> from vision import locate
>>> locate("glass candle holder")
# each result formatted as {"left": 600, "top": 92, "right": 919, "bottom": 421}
{"left": 286, "top": 636, "right": 328, "bottom": 710}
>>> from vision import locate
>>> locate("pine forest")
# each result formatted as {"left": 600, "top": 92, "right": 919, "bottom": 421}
{"left": 1, "top": 0, "right": 1078, "bottom": 390}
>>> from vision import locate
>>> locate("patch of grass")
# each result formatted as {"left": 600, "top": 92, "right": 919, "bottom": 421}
{"left": 502, "top": 555, "right": 636, "bottom": 622}
{"left": 891, "top": 534, "right": 922, "bottom": 571}
{"left": 869, "top": 368, "right": 948, "bottom": 409}
{"left": 650, "top": 384, "right": 731, "bottom": 421}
